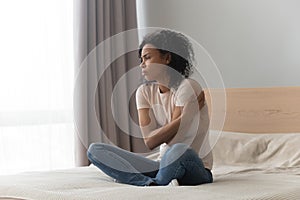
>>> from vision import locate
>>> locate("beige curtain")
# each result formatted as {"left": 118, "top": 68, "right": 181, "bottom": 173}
{"left": 74, "top": 0, "right": 148, "bottom": 166}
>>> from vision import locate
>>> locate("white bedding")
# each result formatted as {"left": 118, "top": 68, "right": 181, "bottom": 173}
{"left": 0, "top": 132, "right": 300, "bottom": 200}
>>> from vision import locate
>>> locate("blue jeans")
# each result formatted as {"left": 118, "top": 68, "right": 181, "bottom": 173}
{"left": 87, "top": 143, "right": 213, "bottom": 186}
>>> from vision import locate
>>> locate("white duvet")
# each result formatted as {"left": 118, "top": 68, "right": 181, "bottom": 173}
{"left": 0, "top": 132, "right": 300, "bottom": 200}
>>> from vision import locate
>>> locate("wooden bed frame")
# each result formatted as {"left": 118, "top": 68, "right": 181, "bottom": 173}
{"left": 204, "top": 87, "right": 300, "bottom": 133}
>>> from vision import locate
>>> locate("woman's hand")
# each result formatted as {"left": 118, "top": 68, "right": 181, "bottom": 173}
{"left": 197, "top": 90, "right": 205, "bottom": 110}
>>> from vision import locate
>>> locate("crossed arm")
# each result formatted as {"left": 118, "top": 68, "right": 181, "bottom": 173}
{"left": 137, "top": 91, "right": 205, "bottom": 150}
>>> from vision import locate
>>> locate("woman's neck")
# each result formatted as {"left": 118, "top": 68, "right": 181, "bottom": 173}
{"left": 158, "top": 84, "right": 170, "bottom": 93}
{"left": 157, "top": 75, "right": 170, "bottom": 93}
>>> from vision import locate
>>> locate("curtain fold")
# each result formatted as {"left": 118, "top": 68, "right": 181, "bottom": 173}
{"left": 74, "top": 0, "right": 148, "bottom": 167}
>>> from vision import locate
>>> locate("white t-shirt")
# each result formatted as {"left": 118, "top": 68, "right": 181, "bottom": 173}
{"left": 136, "top": 78, "right": 213, "bottom": 169}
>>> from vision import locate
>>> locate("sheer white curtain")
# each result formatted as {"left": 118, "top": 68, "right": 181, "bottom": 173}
{"left": 0, "top": 0, "right": 74, "bottom": 175}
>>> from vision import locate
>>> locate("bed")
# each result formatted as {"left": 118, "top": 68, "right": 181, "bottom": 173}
{"left": 1, "top": 87, "right": 300, "bottom": 200}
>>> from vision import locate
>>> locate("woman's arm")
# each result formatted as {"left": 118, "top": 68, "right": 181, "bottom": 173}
{"left": 171, "top": 90, "right": 205, "bottom": 121}
{"left": 138, "top": 108, "right": 182, "bottom": 150}
{"left": 138, "top": 90, "right": 206, "bottom": 150}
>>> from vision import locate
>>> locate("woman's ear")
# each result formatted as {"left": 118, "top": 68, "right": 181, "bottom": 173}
{"left": 165, "top": 53, "right": 171, "bottom": 64}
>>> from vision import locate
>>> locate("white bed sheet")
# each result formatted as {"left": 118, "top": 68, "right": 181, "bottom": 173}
{"left": 0, "top": 165, "right": 299, "bottom": 200}
{"left": 0, "top": 132, "right": 299, "bottom": 200}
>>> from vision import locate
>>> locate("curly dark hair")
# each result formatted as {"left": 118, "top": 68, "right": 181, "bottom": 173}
{"left": 138, "top": 29, "right": 194, "bottom": 88}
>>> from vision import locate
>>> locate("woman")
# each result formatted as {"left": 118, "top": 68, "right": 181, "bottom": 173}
{"left": 87, "top": 29, "right": 213, "bottom": 186}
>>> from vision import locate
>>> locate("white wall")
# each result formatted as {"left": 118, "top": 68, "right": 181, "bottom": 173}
{"left": 136, "top": 0, "right": 300, "bottom": 88}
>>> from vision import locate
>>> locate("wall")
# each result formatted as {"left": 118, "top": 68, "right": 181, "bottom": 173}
{"left": 136, "top": 0, "right": 300, "bottom": 88}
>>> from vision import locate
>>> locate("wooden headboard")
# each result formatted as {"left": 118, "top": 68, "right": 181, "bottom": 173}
{"left": 204, "top": 87, "right": 300, "bottom": 133}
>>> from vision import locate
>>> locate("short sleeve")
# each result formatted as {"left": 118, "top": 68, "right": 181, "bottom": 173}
{"left": 136, "top": 84, "right": 151, "bottom": 109}
{"left": 174, "top": 79, "right": 202, "bottom": 106}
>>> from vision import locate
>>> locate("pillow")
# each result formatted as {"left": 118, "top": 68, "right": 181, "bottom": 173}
{"left": 212, "top": 131, "right": 300, "bottom": 169}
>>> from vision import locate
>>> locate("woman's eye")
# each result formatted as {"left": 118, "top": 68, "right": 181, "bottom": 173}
{"left": 140, "top": 55, "right": 150, "bottom": 63}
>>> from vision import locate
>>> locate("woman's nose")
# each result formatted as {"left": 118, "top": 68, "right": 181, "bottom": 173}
{"left": 140, "top": 62, "right": 145, "bottom": 68}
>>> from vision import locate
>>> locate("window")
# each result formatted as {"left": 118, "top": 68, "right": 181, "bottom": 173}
{"left": 0, "top": 0, "right": 74, "bottom": 175}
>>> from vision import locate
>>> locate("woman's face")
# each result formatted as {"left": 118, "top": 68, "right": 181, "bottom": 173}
{"left": 140, "top": 44, "right": 169, "bottom": 82}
